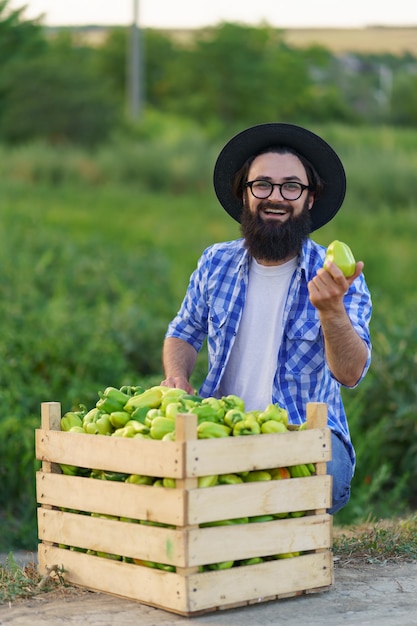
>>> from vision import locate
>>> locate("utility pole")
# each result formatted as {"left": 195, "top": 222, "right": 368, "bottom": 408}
{"left": 128, "top": 0, "right": 143, "bottom": 119}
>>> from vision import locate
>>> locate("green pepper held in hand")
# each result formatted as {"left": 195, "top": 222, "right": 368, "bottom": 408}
{"left": 324, "top": 239, "right": 356, "bottom": 278}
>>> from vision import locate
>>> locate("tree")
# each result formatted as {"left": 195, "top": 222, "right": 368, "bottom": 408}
{"left": 0, "top": 10, "right": 119, "bottom": 146}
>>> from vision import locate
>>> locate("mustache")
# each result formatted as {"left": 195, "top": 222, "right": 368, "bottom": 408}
{"left": 257, "top": 200, "right": 294, "bottom": 214}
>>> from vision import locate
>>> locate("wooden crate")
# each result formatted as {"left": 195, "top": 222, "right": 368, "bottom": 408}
{"left": 36, "top": 401, "right": 333, "bottom": 616}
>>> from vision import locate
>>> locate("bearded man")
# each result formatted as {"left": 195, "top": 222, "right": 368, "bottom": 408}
{"left": 161, "top": 123, "right": 372, "bottom": 514}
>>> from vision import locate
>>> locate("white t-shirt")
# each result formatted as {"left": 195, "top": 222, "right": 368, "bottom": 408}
{"left": 218, "top": 256, "right": 297, "bottom": 411}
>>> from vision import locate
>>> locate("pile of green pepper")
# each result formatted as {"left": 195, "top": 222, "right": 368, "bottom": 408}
{"left": 57, "top": 383, "right": 315, "bottom": 569}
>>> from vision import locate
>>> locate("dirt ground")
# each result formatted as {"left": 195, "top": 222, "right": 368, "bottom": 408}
{"left": 1, "top": 557, "right": 417, "bottom": 626}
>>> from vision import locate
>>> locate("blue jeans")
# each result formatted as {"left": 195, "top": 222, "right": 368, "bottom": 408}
{"left": 326, "top": 432, "right": 354, "bottom": 514}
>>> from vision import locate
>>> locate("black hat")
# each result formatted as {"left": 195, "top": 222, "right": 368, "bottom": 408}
{"left": 213, "top": 123, "right": 346, "bottom": 231}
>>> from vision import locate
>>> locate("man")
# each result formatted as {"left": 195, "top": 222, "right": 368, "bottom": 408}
{"left": 161, "top": 123, "right": 372, "bottom": 514}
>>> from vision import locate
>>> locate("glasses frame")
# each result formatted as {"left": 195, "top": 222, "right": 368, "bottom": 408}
{"left": 245, "top": 179, "right": 311, "bottom": 201}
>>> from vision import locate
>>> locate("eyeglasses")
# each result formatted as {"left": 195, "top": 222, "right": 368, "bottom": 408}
{"left": 245, "top": 180, "right": 311, "bottom": 201}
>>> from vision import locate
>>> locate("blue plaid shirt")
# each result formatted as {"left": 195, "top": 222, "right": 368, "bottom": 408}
{"left": 166, "top": 237, "right": 372, "bottom": 467}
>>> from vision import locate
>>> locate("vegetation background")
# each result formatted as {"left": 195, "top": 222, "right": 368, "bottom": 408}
{"left": 1, "top": 0, "right": 417, "bottom": 550}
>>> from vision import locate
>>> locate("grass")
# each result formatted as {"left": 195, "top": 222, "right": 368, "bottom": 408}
{"left": 333, "top": 514, "right": 417, "bottom": 565}
{"left": 1, "top": 515, "right": 416, "bottom": 605}
{"left": 0, "top": 555, "right": 65, "bottom": 605}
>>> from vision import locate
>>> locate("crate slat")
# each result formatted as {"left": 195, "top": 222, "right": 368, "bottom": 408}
{"left": 38, "top": 544, "right": 332, "bottom": 615}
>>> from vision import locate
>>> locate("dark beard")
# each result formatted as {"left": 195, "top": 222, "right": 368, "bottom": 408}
{"left": 240, "top": 199, "right": 312, "bottom": 262}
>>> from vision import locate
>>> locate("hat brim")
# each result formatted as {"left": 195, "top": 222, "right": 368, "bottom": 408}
{"left": 213, "top": 123, "right": 346, "bottom": 231}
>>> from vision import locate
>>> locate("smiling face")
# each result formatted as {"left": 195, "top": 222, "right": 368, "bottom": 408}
{"left": 240, "top": 150, "right": 315, "bottom": 265}
{"left": 246, "top": 151, "right": 314, "bottom": 222}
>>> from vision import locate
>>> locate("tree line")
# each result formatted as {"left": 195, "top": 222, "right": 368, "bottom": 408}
{"left": 1, "top": 0, "right": 417, "bottom": 147}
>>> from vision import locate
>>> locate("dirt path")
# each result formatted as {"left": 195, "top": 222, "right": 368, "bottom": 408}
{"left": 1, "top": 561, "right": 417, "bottom": 625}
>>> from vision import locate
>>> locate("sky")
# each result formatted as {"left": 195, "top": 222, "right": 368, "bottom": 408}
{"left": 7, "top": 0, "right": 417, "bottom": 29}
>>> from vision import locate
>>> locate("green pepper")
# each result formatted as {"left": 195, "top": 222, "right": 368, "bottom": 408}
{"left": 257, "top": 403, "right": 288, "bottom": 426}
{"left": 144, "top": 408, "right": 164, "bottom": 426}
{"left": 224, "top": 409, "right": 246, "bottom": 428}
{"left": 274, "top": 551, "right": 301, "bottom": 559}
{"left": 190, "top": 403, "right": 223, "bottom": 423}
{"left": 85, "top": 412, "right": 113, "bottom": 436}
{"left": 201, "top": 397, "right": 225, "bottom": 420}
{"left": 159, "top": 387, "right": 187, "bottom": 411}
{"left": 260, "top": 420, "right": 288, "bottom": 434}
{"left": 221, "top": 394, "right": 245, "bottom": 412}
{"left": 124, "top": 387, "right": 164, "bottom": 413}
{"left": 125, "top": 420, "right": 150, "bottom": 435}
{"left": 155, "top": 562, "right": 176, "bottom": 572}
{"left": 149, "top": 416, "right": 175, "bottom": 440}
{"left": 119, "top": 385, "right": 144, "bottom": 397}
{"left": 179, "top": 394, "right": 204, "bottom": 412}
{"left": 96, "top": 386, "right": 131, "bottom": 413}
{"left": 207, "top": 560, "right": 234, "bottom": 570}
{"left": 249, "top": 514, "right": 275, "bottom": 523}
{"left": 162, "top": 477, "right": 176, "bottom": 488}
{"left": 244, "top": 470, "right": 272, "bottom": 482}
{"left": 102, "top": 471, "right": 129, "bottom": 482}
{"left": 109, "top": 410, "right": 131, "bottom": 429}
{"left": 200, "top": 516, "right": 248, "bottom": 527}
{"left": 60, "top": 411, "right": 84, "bottom": 432}
{"left": 112, "top": 425, "right": 137, "bottom": 437}
{"left": 164, "top": 401, "right": 181, "bottom": 420}
{"left": 288, "top": 464, "right": 312, "bottom": 478}
{"left": 129, "top": 405, "right": 149, "bottom": 424}
{"left": 95, "top": 413, "right": 113, "bottom": 435}
{"left": 198, "top": 474, "right": 219, "bottom": 488}
{"left": 125, "top": 474, "right": 154, "bottom": 485}
{"left": 233, "top": 418, "right": 261, "bottom": 436}
{"left": 324, "top": 239, "right": 356, "bottom": 277}
{"left": 197, "top": 421, "right": 231, "bottom": 439}
{"left": 59, "top": 463, "right": 79, "bottom": 476}
{"left": 218, "top": 473, "right": 244, "bottom": 485}
{"left": 68, "top": 426, "right": 85, "bottom": 434}
{"left": 82, "top": 407, "right": 103, "bottom": 428}
{"left": 239, "top": 557, "right": 264, "bottom": 566}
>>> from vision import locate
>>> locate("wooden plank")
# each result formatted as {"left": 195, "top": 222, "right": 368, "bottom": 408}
{"left": 38, "top": 545, "right": 332, "bottom": 616}
{"left": 37, "top": 508, "right": 331, "bottom": 566}
{"left": 36, "top": 472, "right": 185, "bottom": 526}
{"left": 184, "top": 428, "right": 331, "bottom": 477}
{"left": 38, "top": 544, "right": 188, "bottom": 614}
{"left": 185, "top": 515, "right": 332, "bottom": 565}
{"left": 37, "top": 509, "right": 185, "bottom": 565}
{"left": 185, "top": 552, "right": 333, "bottom": 613}
{"left": 186, "top": 475, "right": 332, "bottom": 525}
{"left": 36, "top": 429, "right": 184, "bottom": 477}
{"left": 306, "top": 402, "right": 327, "bottom": 429}
{"left": 40, "top": 402, "right": 61, "bottom": 474}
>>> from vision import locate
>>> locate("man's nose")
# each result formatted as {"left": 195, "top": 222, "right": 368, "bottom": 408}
{"left": 269, "top": 184, "right": 285, "bottom": 200}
